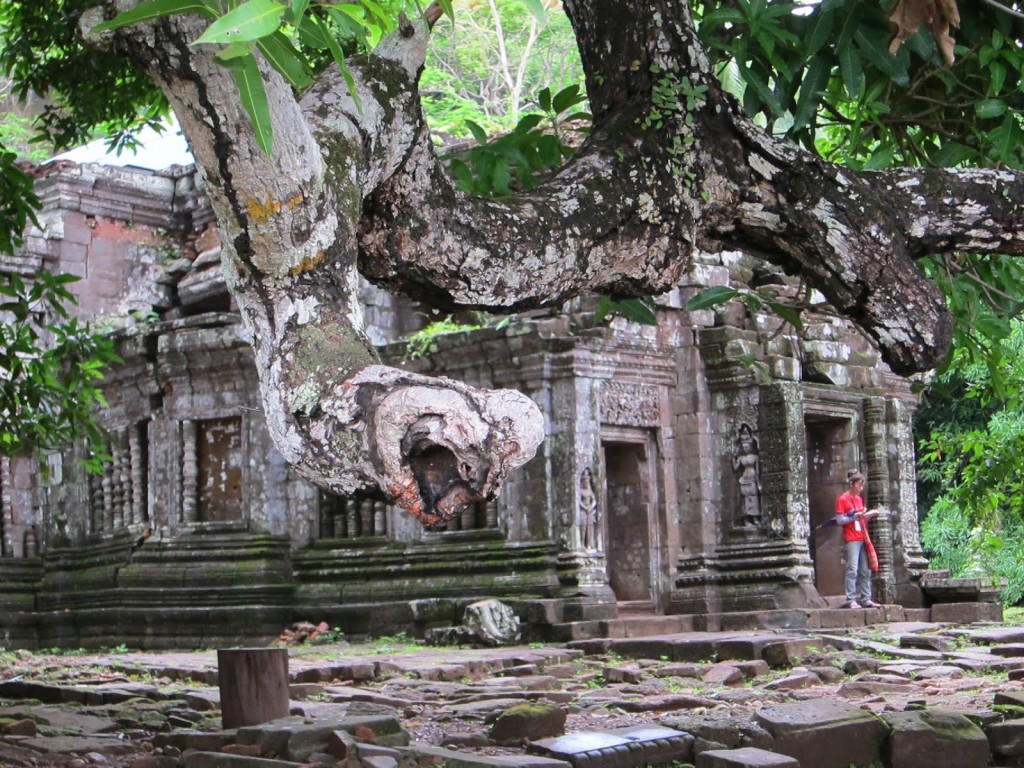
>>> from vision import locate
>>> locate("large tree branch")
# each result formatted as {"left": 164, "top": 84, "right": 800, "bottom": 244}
{"left": 82, "top": 5, "right": 543, "bottom": 526}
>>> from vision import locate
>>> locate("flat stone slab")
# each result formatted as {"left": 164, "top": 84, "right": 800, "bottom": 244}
{"left": 990, "top": 644, "right": 1024, "bottom": 657}
{"left": 183, "top": 752, "right": 304, "bottom": 768}
{"left": 21, "top": 735, "right": 140, "bottom": 755}
{"left": 408, "top": 743, "right": 572, "bottom": 766}
{"left": 697, "top": 747, "right": 799, "bottom": 768}
{"left": 530, "top": 725, "right": 693, "bottom": 767}
{"left": 968, "top": 627, "right": 1024, "bottom": 645}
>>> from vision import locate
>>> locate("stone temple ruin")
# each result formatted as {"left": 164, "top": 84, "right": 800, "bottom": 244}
{"left": 0, "top": 150, "right": 1000, "bottom": 650}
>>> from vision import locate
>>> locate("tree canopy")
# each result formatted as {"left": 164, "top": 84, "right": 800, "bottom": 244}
{"left": 2, "top": 0, "right": 1024, "bottom": 527}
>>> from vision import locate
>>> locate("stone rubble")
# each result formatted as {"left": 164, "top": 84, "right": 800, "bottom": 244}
{"left": 6, "top": 619, "right": 1024, "bottom": 766}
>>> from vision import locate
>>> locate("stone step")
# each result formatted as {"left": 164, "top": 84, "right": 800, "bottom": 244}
{"left": 548, "top": 613, "right": 696, "bottom": 643}
{"left": 549, "top": 602, "right": 988, "bottom": 644}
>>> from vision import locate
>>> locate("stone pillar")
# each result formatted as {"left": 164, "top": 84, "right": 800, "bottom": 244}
{"left": 111, "top": 437, "right": 126, "bottom": 529}
{"left": 888, "top": 398, "right": 930, "bottom": 605}
{"left": 129, "top": 424, "right": 146, "bottom": 526}
{"left": 863, "top": 397, "right": 894, "bottom": 601}
{"left": 346, "top": 500, "right": 358, "bottom": 538}
{"left": 101, "top": 461, "right": 114, "bottom": 532}
{"left": 758, "top": 382, "right": 810, "bottom": 543}
{"left": 0, "top": 458, "right": 12, "bottom": 557}
{"left": 181, "top": 419, "right": 198, "bottom": 523}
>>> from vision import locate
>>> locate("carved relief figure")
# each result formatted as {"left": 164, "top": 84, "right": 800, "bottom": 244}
{"left": 577, "top": 468, "right": 601, "bottom": 552}
{"left": 732, "top": 423, "right": 762, "bottom": 526}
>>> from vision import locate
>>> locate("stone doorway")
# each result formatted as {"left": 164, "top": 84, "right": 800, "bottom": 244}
{"left": 196, "top": 416, "right": 244, "bottom": 523}
{"left": 805, "top": 415, "right": 856, "bottom": 598}
{"left": 601, "top": 435, "right": 660, "bottom": 607}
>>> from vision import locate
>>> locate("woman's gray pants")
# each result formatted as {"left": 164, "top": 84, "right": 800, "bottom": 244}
{"left": 844, "top": 539, "right": 872, "bottom": 603}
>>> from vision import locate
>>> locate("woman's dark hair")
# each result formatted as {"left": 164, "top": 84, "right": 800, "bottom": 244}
{"left": 846, "top": 470, "right": 865, "bottom": 486}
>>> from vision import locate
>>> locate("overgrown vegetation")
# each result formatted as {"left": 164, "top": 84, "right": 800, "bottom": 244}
{"left": 917, "top": 321, "right": 1024, "bottom": 605}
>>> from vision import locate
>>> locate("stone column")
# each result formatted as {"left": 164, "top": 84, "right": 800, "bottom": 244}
{"left": 863, "top": 397, "right": 894, "bottom": 601}
{"left": 182, "top": 420, "right": 198, "bottom": 523}
{"left": 0, "top": 458, "right": 12, "bottom": 557}
{"left": 129, "top": 424, "right": 147, "bottom": 526}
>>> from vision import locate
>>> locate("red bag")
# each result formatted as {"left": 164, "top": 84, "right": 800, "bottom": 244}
{"left": 864, "top": 532, "right": 879, "bottom": 572}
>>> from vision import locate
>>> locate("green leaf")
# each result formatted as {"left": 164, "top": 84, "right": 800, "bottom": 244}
{"left": 284, "top": 0, "right": 310, "bottom": 25}
{"left": 194, "top": 0, "right": 286, "bottom": 45}
{"left": 686, "top": 285, "right": 739, "bottom": 311}
{"left": 801, "top": 5, "right": 835, "bottom": 56}
{"left": 91, "top": 0, "right": 218, "bottom": 33}
{"left": 465, "top": 120, "right": 489, "bottom": 146}
{"left": 790, "top": 54, "right": 829, "bottom": 132}
{"left": 838, "top": 41, "right": 862, "bottom": 99}
{"left": 359, "top": 0, "right": 395, "bottom": 32}
{"left": 513, "top": 114, "right": 544, "bottom": 134}
{"left": 551, "top": 84, "right": 584, "bottom": 115}
{"left": 537, "top": 134, "right": 561, "bottom": 167}
{"left": 521, "top": 0, "right": 546, "bottom": 22}
{"left": 537, "top": 87, "right": 552, "bottom": 113}
{"left": 854, "top": 27, "right": 909, "bottom": 86}
{"left": 314, "top": 13, "right": 362, "bottom": 112}
{"left": 976, "top": 99, "right": 1007, "bottom": 120}
{"left": 215, "top": 40, "right": 256, "bottom": 61}
{"left": 297, "top": 15, "right": 331, "bottom": 49}
{"left": 766, "top": 300, "right": 803, "bottom": 329}
{"left": 595, "top": 296, "right": 657, "bottom": 325}
{"left": 223, "top": 53, "right": 273, "bottom": 155}
{"left": 491, "top": 156, "right": 511, "bottom": 196}
{"left": 256, "top": 32, "right": 313, "bottom": 88}
{"left": 991, "top": 115, "right": 1022, "bottom": 165}
{"left": 735, "top": 60, "right": 783, "bottom": 117}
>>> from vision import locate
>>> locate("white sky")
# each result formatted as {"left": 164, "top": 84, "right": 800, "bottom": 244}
{"left": 50, "top": 117, "right": 194, "bottom": 171}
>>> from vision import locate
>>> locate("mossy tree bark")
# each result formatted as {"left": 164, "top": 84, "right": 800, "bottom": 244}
{"left": 84, "top": 0, "right": 1024, "bottom": 525}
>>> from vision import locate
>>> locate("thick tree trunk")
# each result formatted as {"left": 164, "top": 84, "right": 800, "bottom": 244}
{"left": 218, "top": 647, "right": 290, "bottom": 729}
{"left": 84, "top": 0, "right": 1024, "bottom": 520}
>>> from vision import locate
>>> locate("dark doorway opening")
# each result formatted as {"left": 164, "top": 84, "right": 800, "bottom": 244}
{"left": 805, "top": 415, "right": 855, "bottom": 597}
{"left": 603, "top": 442, "right": 654, "bottom": 603}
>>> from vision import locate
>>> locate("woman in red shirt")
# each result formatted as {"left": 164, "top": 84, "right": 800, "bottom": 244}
{"left": 836, "top": 470, "right": 880, "bottom": 608}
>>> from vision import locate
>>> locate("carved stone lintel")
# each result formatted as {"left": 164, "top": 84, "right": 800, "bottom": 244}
{"left": 600, "top": 382, "right": 660, "bottom": 427}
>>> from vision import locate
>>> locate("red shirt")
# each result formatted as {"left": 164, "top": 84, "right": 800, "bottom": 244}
{"left": 836, "top": 491, "right": 866, "bottom": 542}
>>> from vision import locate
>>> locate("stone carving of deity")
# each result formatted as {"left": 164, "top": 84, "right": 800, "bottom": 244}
{"left": 732, "top": 423, "right": 762, "bottom": 526}
{"left": 577, "top": 468, "right": 602, "bottom": 552}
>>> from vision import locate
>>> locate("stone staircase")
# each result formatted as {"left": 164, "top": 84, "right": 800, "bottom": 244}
{"left": 546, "top": 599, "right": 1004, "bottom": 642}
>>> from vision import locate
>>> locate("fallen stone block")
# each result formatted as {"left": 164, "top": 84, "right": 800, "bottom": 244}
{"left": 762, "top": 672, "right": 818, "bottom": 691}
{"left": 761, "top": 639, "right": 816, "bottom": 668}
{"left": 182, "top": 751, "right": 304, "bottom": 768}
{"left": 696, "top": 746, "right": 799, "bottom": 768}
{"left": 407, "top": 742, "right": 572, "bottom": 766}
{"left": 702, "top": 663, "right": 745, "bottom": 687}
{"left": 529, "top": 726, "right": 693, "bottom": 767}
{"left": 755, "top": 698, "right": 887, "bottom": 768}
{"left": 899, "top": 634, "right": 954, "bottom": 653}
{"left": 988, "top": 717, "right": 1024, "bottom": 757}
{"left": 663, "top": 714, "right": 773, "bottom": 751}
{"left": 154, "top": 730, "right": 236, "bottom": 753}
{"left": 930, "top": 602, "right": 1003, "bottom": 624}
{"left": 880, "top": 709, "right": 989, "bottom": 768}
{"left": 488, "top": 702, "right": 567, "bottom": 745}
{"left": 1, "top": 718, "right": 37, "bottom": 737}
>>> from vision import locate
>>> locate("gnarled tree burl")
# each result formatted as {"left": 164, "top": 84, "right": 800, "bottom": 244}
{"left": 83, "top": 0, "right": 1023, "bottom": 526}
